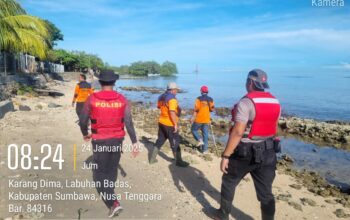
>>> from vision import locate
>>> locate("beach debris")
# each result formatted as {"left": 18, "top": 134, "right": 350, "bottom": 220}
{"left": 334, "top": 209, "right": 350, "bottom": 218}
{"left": 290, "top": 184, "right": 302, "bottom": 190}
{"left": 182, "top": 155, "right": 198, "bottom": 164}
{"left": 281, "top": 154, "right": 294, "bottom": 163}
{"left": 35, "top": 104, "right": 43, "bottom": 110}
{"left": 325, "top": 199, "right": 338, "bottom": 204}
{"left": 77, "top": 208, "right": 88, "bottom": 220}
{"left": 300, "top": 198, "right": 317, "bottom": 206}
{"left": 288, "top": 201, "right": 303, "bottom": 211}
{"left": 276, "top": 193, "right": 292, "bottom": 202}
{"left": 19, "top": 105, "right": 31, "bottom": 111}
{"left": 201, "top": 154, "right": 213, "bottom": 161}
{"left": 28, "top": 173, "right": 39, "bottom": 178}
{"left": 336, "top": 197, "right": 350, "bottom": 208}
{"left": 34, "top": 89, "right": 64, "bottom": 97}
{"left": 48, "top": 103, "right": 62, "bottom": 108}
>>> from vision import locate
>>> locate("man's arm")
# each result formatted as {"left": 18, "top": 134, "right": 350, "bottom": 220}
{"left": 79, "top": 96, "right": 91, "bottom": 138}
{"left": 222, "top": 122, "right": 247, "bottom": 157}
{"left": 124, "top": 101, "right": 137, "bottom": 144}
{"left": 209, "top": 100, "right": 215, "bottom": 112}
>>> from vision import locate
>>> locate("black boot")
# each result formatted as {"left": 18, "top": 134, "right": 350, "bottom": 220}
{"left": 174, "top": 148, "right": 189, "bottom": 167}
{"left": 149, "top": 147, "right": 159, "bottom": 164}
{"left": 261, "top": 200, "right": 275, "bottom": 220}
{"left": 213, "top": 198, "right": 230, "bottom": 220}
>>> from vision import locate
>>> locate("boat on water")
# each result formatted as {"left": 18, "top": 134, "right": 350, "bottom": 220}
{"left": 147, "top": 73, "right": 161, "bottom": 77}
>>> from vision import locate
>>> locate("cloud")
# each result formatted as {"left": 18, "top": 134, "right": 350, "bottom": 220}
{"left": 323, "top": 62, "right": 350, "bottom": 70}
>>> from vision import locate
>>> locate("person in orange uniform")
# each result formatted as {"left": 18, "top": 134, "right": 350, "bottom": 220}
{"left": 72, "top": 74, "right": 94, "bottom": 117}
{"left": 149, "top": 82, "right": 189, "bottom": 167}
{"left": 190, "top": 86, "right": 215, "bottom": 154}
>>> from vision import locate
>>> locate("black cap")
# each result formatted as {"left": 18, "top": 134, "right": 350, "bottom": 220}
{"left": 247, "top": 69, "right": 269, "bottom": 90}
{"left": 98, "top": 70, "right": 119, "bottom": 82}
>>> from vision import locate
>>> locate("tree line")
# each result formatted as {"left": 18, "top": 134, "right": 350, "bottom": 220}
{"left": 47, "top": 49, "right": 104, "bottom": 72}
{"left": 108, "top": 61, "right": 178, "bottom": 76}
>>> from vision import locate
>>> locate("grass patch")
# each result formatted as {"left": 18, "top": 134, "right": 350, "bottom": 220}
{"left": 17, "top": 84, "right": 37, "bottom": 96}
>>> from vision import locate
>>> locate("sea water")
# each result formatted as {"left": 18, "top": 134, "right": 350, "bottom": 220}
{"left": 116, "top": 69, "right": 350, "bottom": 121}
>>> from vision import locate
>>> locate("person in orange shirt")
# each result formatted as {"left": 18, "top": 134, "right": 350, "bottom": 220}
{"left": 190, "top": 86, "right": 215, "bottom": 154}
{"left": 149, "top": 82, "right": 189, "bottom": 167}
{"left": 72, "top": 74, "right": 94, "bottom": 118}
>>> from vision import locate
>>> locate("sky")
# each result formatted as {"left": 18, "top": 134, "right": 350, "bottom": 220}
{"left": 20, "top": 0, "right": 350, "bottom": 73}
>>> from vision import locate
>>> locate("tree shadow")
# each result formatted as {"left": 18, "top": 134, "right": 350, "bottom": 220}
{"left": 139, "top": 136, "right": 254, "bottom": 220}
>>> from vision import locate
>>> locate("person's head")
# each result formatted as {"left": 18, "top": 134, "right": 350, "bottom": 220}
{"left": 167, "top": 82, "right": 179, "bottom": 95}
{"left": 245, "top": 69, "right": 269, "bottom": 92}
{"left": 200, "top": 85, "right": 209, "bottom": 95}
{"left": 98, "top": 70, "right": 119, "bottom": 90}
{"left": 79, "top": 74, "right": 86, "bottom": 82}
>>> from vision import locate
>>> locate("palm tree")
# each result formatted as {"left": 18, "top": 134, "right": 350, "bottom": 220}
{"left": 0, "top": 0, "right": 50, "bottom": 74}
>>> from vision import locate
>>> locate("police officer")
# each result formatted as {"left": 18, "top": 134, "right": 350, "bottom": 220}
{"left": 215, "top": 69, "right": 281, "bottom": 220}
{"left": 149, "top": 82, "right": 189, "bottom": 167}
{"left": 79, "top": 70, "right": 139, "bottom": 218}
{"left": 72, "top": 74, "right": 94, "bottom": 117}
{"left": 190, "top": 86, "right": 215, "bottom": 154}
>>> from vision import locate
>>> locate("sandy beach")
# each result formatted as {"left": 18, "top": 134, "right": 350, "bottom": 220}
{"left": 0, "top": 77, "right": 349, "bottom": 219}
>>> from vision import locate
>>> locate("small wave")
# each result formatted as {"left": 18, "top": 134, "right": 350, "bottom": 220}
{"left": 285, "top": 75, "right": 313, "bottom": 79}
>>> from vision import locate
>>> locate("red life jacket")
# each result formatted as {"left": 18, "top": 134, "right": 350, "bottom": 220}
{"left": 245, "top": 91, "right": 281, "bottom": 139}
{"left": 90, "top": 91, "right": 126, "bottom": 140}
{"left": 231, "top": 91, "right": 281, "bottom": 139}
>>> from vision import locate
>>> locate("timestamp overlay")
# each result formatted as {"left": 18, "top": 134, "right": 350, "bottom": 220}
{"left": 0, "top": 142, "right": 163, "bottom": 218}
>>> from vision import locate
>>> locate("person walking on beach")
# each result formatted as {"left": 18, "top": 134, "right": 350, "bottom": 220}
{"left": 72, "top": 74, "right": 94, "bottom": 118}
{"left": 149, "top": 82, "right": 189, "bottom": 167}
{"left": 190, "top": 86, "right": 215, "bottom": 154}
{"left": 79, "top": 70, "right": 139, "bottom": 218}
{"left": 214, "top": 69, "right": 281, "bottom": 220}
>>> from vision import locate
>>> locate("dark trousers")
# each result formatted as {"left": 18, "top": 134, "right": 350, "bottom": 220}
{"left": 92, "top": 138, "right": 123, "bottom": 208}
{"left": 221, "top": 141, "right": 277, "bottom": 216}
{"left": 76, "top": 102, "right": 85, "bottom": 117}
{"left": 155, "top": 123, "right": 180, "bottom": 153}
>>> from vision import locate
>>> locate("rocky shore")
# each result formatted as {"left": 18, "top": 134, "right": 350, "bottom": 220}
{"left": 279, "top": 117, "right": 350, "bottom": 150}
{"left": 130, "top": 102, "right": 350, "bottom": 209}
{"left": 119, "top": 86, "right": 186, "bottom": 94}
